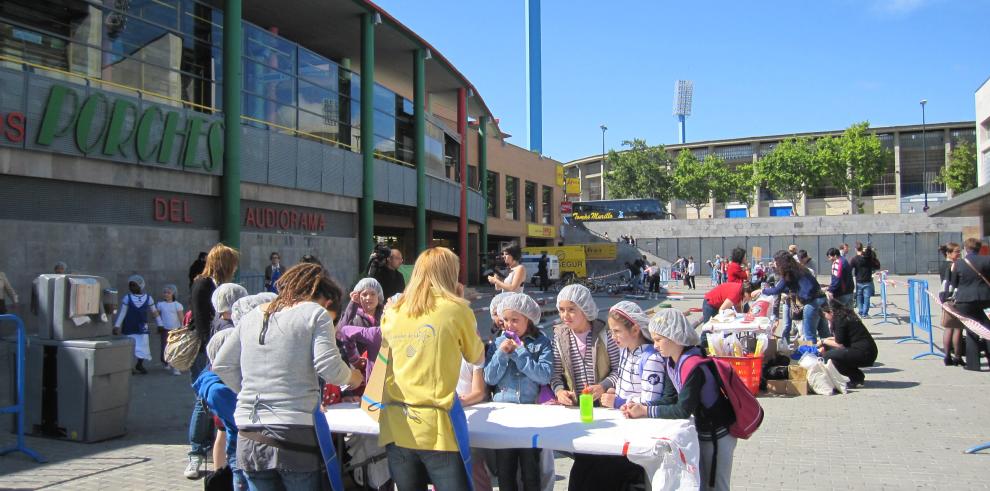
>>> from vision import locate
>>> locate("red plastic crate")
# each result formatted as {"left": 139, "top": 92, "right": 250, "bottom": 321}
{"left": 714, "top": 355, "right": 762, "bottom": 396}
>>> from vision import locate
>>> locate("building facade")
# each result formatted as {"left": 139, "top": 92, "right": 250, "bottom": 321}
{"left": 0, "top": 0, "right": 561, "bottom": 311}
{"left": 977, "top": 78, "right": 990, "bottom": 186}
{"left": 564, "top": 121, "right": 976, "bottom": 218}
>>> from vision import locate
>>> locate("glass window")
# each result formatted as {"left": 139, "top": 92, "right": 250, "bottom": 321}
{"left": 373, "top": 110, "right": 396, "bottom": 141}
{"left": 467, "top": 166, "right": 478, "bottom": 190}
{"left": 243, "top": 59, "right": 295, "bottom": 106}
{"left": 542, "top": 185, "right": 553, "bottom": 225}
{"left": 244, "top": 23, "right": 295, "bottom": 72}
{"left": 298, "top": 81, "right": 337, "bottom": 121}
{"left": 132, "top": 0, "right": 180, "bottom": 30}
{"left": 525, "top": 181, "right": 537, "bottom": 222}
{"left": 298, "top": 109, "right": 341, "bottom": 142}
{"left": 298, "top": 48, "right": 337, "bottom": 89}
{"left": 373, "top": 84, "right": 395, "bottom": 116}
{"left": 487, "top": 171, "right": 499, "bottom": 217}
{"left": 899, "top": 131, "right": 946, "bottom": 196}
{"left": 505, "top": 176, "right": 519, "bottom": 221}
{"left": 243, "top": 94, "right": 295, "bottom": 130}
{"left": 714, "top": 144, "right": 752, "bottom": 162}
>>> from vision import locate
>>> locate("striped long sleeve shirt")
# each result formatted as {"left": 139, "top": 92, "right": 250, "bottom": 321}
{"left": 550, "top": 327, "right": 621, "bottom": 394}
{"left": 614, "top": 346, "right": 666, "bottom": 407}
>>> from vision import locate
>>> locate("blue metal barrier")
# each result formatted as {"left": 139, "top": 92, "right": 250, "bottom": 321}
{"left": 659, "top": 268, "right": 671, "bottom": 282}
{"left": 899, "top": 279, "right": 943, "bottom": 360}
{"left": 875, "top": 271, "right": 899, "bottom": 325}
{"left": 0, "top": 314, "right": 46, "bottom": 463}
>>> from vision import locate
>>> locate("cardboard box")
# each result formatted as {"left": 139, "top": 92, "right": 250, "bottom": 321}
{"left": 766, "top": 379, "right": 809, "bottom": 396}
{"left": 787, "top": 365, "right": 807, "bottom": 381}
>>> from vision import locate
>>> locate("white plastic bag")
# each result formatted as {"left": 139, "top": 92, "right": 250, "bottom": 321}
{"left": 824, "top": 359, "right": 850, "bottom": 394}
{"left": 803, "top": 357, "right": 836, "bottom": 395}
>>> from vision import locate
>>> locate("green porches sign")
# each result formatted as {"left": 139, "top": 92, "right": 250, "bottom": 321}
{"left": 35, "top": 84, "right": 224, "bottom": 172}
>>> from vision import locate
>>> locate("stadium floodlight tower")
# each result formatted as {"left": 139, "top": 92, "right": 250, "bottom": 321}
{"left": 673, "top": 80, "right": 693, "bottom": 144}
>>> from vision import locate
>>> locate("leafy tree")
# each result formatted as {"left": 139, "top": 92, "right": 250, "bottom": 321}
{"left": 603, "top": 139, "right": 675, "bottom": 203}
{"left": 753, "top": 136, "right": 824, "bottom": 215}
{"left": 937, "top": 140, "right": 978, "bottom": 195}
{"left": 673, "top": 150, "right": 726, "bottom": 218}
{"left": 825, "top": 122, "right": 888, "bottom": 213}
{"left": 717, "top": 160, "right": 757, "bottom": 207}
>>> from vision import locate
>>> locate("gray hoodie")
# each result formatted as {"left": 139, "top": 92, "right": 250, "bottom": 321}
{"left": 212, "top": 301, "right": 352, "bottom": 427}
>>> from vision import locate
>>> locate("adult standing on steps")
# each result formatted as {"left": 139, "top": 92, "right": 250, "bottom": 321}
{"left": 952, "top": 238, "right": 990, "bottom": 371}
{"left": 185, "top": 243, "right": 239, "bottom": 479}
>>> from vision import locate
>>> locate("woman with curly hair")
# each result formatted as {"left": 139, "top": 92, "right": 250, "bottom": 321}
{"left": 753, "top": 250, "right": 828, "bottom": 342}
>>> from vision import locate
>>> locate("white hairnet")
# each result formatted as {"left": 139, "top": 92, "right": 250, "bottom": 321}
{"left": 231, "top": 292, "right": 276, "bottom": 326}
{"left": 489, "top": 292, "right": 514, "bottom": 316}
{"left": 498, "top": 293, "right": 541, "bottom": 325}
{"left": 127, "top": 274, "right": 145, "bottom": 291}
{"left": 556, "top": 284, "right": 598, "bottom": 321}
{"left": 206, "top": 327, "right": 235, "bottom": 364}
{"left": 609, "top": 301, "right": 652, "bottom": 340}
{"left": 353, "top": 277, "right": 384, "bottom": 303}
{"left": 211, "top": 283, "right": 249, "bottom": 314}
{"left": 648, "top": 309, "right": 700, "bottom": 347}
{"left": 163, "top": 284, "right": 178, "bottom": 297}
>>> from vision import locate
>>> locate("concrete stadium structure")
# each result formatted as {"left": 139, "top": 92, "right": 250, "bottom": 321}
{"left": 564, "top": 121, "right": 976, "bottom": 219}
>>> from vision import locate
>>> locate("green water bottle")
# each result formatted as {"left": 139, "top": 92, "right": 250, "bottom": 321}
{"left": 579, "top": 387, "right": 593, "bottom": 423}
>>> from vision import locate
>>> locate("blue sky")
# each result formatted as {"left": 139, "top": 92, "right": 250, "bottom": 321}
{"left": 375, "top": 0, "right": 988, "bottom": 163}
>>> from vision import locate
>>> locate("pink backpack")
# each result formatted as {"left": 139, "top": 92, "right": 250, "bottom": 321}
{"left": 680, "top": 356, "right": 764, "bottom": 440}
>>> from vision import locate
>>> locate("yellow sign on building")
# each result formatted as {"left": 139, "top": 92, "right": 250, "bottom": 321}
{"left": 556, "top": 165, "right": 565, "bottom": 187}
{"left": 523, "top": 245, "right": 587, "bottom": 277}
{"left": 582, "top": 243, "right": 618, "bottom": 260}
{"left": 527, "top": 223, "right": 555, "bottom": 238}
{"left": 565, "top": 177, "right": 581, "bottom": 195}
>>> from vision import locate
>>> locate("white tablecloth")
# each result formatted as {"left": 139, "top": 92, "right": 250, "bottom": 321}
{"left": 324, "top": 402, "right": 701, "bottom": 491}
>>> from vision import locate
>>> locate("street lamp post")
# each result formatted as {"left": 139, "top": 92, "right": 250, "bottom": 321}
{"left": 920, "top": 99, "right": 928, "bottom": 212}
{"left": 600, "top": 124, "right": 607, "bottom": 164}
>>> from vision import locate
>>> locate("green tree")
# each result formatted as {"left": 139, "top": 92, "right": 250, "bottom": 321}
{"left": 717, "top": 160, "right": 757, "bottom": 207}
{"left": 937, "top": 140, "right": 978, "bottom": 194}
{"left": 753, "top": 136, "right": 824, "bottom": 215}
{"left": 603, "top": 139, "right": 675, "bottom": 203}
{"left": 825, "top": 122, "right": 888, "bottom": 213}
{"left": 673, "top": 150, "right": 727, "bottom": 218}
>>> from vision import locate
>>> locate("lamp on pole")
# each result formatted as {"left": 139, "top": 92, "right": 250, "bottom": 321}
{"left": 600, "top": 124, "right": 607, "bottom": 164}
{"left": 920, "top": 99, "right": 928, "bottom": 212}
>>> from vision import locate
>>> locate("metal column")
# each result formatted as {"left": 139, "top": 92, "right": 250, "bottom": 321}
{"left": 221, "top": 0, "right": 242, "bottom": 249}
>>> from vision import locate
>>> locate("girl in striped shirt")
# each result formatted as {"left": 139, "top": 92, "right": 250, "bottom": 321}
{"left": 600, "top": 301, "right": 665, "bottom": 409}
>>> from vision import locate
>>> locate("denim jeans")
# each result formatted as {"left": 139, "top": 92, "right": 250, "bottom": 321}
{"left": 701, "top": 300, "right": 719, "bottom": 324}
{"left": 782, "top": 298, "right": 793, "bottom": 341}
{"left": 386, "top": 443, "right": 469, "bottom": 490}
{"left": 855, "top": 282, "right": 874, "bottom": 316}
{"left": 188, "top": 351, "right": 215, "bottom": 456}
{"left": 802, "top": 297, "right": 827, "bottom": 343}
{"left": 226, "top": 428, "right": 246, "bottom": 490}
{"left": 836, "top": 293, "right": 855, "bottom": 310}
{"left": 243, "top": 469, "right": 321, "bottom": 491}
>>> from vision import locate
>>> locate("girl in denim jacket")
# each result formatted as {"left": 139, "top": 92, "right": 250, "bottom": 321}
{"left": 484, "top": 293, "right": 552, "bottom": 491}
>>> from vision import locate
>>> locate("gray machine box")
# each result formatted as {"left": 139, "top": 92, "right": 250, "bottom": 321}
{"left": 35, "top": 274, "right": 116, "bottom": 341}
{"left": 23, "top": 336, "right": 133, "bottom": 442}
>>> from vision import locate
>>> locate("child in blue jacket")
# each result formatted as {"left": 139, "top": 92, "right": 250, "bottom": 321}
{"left": 484, "top": 293, "right": 552, "bottom": 491}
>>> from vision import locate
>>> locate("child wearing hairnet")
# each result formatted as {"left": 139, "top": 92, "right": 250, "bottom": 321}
{"left": 336, "top": 278, "right": 385, "bottom": 381}
{"left": 114, "top": 274, "right": 163, "bottom": 375}
{"left": 622, "top": 309, "right": 737, "bottom": 491}
{"left": 601, "top": 301, "right": 665, "bottom": 409}
{"left": 210, "top": 283, "right": 249, "bottom": 337}
{"left": 550, "top": 285, "right": 622, "bottom": 491}
{"left": 155, "top": 284, "right": 184, "bottom": 375}
{"left": 484, "top": 293, "right": 552, "bottom": 491}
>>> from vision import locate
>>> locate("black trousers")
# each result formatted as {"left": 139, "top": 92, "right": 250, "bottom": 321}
{"left": 822, "top": 347, "right": 877, "bottom": 384}
{"left": 687, "top": 275, "right": 696, "bottom": 290}
{"left": 953, "top": 301, "right": 990, "bottom": 371}
{"left": 495, "top": 448, "right": 541, "bottom": 491}
{"left": 568, "top": 453, "right": 644, "bottom": 491}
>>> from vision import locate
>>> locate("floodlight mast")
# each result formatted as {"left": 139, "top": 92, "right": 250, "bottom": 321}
{"left": 673, "top": 80, "right": 693, "bottom": 144}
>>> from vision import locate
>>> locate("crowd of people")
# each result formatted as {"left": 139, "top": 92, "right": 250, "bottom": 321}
{"left": 5, "top": 234, "right": 990, "bottom": 491}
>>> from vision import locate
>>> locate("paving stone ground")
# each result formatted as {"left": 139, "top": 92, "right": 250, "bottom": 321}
{"left": 2, "top": 274, "right": 989, "bottom": 490}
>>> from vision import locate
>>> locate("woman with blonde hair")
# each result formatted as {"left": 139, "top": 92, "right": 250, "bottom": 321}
{"left": 379, "top": 247, "right": 485, "bottom": 490}
{"left": 212, "top": 263, "right": 362, "bottom": 490}
{"left": 184, "top": 243, "right": 239, "bottom": 479}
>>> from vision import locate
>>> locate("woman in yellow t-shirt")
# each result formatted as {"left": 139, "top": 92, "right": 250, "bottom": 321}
{"left": 379, "top": 247, "right": 485, "bottom": 490}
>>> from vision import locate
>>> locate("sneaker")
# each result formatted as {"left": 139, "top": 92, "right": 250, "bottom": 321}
{"left": 184, "top": 455, "right": 204, "bottom": 479}
{"left": 135, "top": 364, "right": 148, "bottom": 375}
{"left": 171, "top": 367, "right": 182, "bottom": 376}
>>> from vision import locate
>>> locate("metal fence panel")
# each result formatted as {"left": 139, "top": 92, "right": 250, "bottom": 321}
{"left": 700, "top": 238, "right": 723, "bottom": 275}
{"left": 915, "top": 232, "right": 940, "bottom": 274}
{"left": 746, "top": 235, "right": 772, "bottom": 264}
{"left": 894, "top": 233, "right": 915, "bottom": 275}
{"left": 267, "top": 132, "right": 297, "bottom": 188}
{"left": 870, "top": 234, "right": 896, "bottom": 273}
{"left": 770, "top": 235, "right": 794, "bottom": 259}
